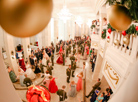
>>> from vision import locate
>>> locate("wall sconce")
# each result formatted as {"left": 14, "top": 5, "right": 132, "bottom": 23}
{"left": 11, "top": 51, "right": 15, "bottom": 59}
{"left": 28, "top": 45, "right": 31, "bottom": 51}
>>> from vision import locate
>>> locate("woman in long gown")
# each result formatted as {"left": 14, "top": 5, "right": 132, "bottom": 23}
{"left": 95, "top": 92, "right": 105, "bottom": 102}
{"left": 90, "top": 87, "right": 101, "bottom": 102}
{"left": 68, "top": 81, "right": 77, "bottom": 97}
{"left": 7, "top": 66, "right": 17, "bottom": 83}
{"left": 25, "top": 61, "right": 36, "bottom": 80}
{"left": 87, "top": 46, "right": 89, "bottom": 55}
{"left": 42, "top": 50, "right": 49, "bottom": 66}
{"left": 76, "top": 72, "right": 83, "bottom": 92}
{"left": 18, "top": 68, "right": 26, "bottom": 87}
{"left": 43, "top": 71, "right": 50, "bottom": 88}
{"left": 34, "top": 60, "right": 41, "bottom": 74}
{"left": 83, "top": 45, "right": 88, "bottom": 60}
{"left": 56, "top": 45, "right": 63, "bottom": 64}
{"left": 48, "top": 76, "right": 58, "bottom": 93}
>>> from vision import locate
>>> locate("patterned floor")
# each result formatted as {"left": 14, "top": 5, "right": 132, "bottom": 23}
{"left": 15, "top": 54, "right": 109, "bottom": 102}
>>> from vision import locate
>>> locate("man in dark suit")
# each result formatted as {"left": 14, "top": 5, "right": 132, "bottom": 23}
{"left": 62, "top": 50, "right": 65, "bottom": 66}
{"left": 51, "top": 52, "right": 54, "bottom": 66}
{"left": 86, "top": 78, "right": 101, "bottom": 98}
{"left": 66, "top": 46, "right": 69, "bottom": 57}
{"left": 66, "top": 65, "right": 71, "bottom": 83}
{"left": 73, "top": 48, "right": 76, "bottom": 55}
{"left": 70, "top": 54, "right": 75, "bottom": 70}
{"left": 57, "top": 85, "right": 67, "bottom": 102}
{"left": 71, "top": 59, "right": 77, "bottom": 77}
{"left": 47, "top": 62, "right": 53, "bottom": 75}
{"left": 92, "top": 55, "right": 97, "bottom": 72}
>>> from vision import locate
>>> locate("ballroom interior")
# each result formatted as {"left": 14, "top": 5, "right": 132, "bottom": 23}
{"left": 0, "top": 0, "right": 138, "bottom": 102}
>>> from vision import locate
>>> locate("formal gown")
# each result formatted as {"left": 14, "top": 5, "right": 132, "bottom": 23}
{"left": 25, "top": 64, "right": 36, "bottom": 80}
{"left": 43, "top": 73, "right": 50, "bottom": 88}
{"left": 68, "top": 84, "right": 77, "bottom": 97}
{"left": 18, "top": 69, "right": 26, "bottom": 87}
{"left": 56, "top": 54, "right": 63, "bottom": 64}
{"left": 8, "top": 70, "right": 17, "bottom": 83}
{"left": 19, "top": 58, "right": 26, "bottom": 71}
{"left": 76, "top": 75, "right": 83, "bottom": 91}
{"left": 90, "top": 90, "right": 100, "bottom": 102}
{"left": 94, "top": 95, "right": 104, "bottom": 102}
{"left": 34, "top": 65, "right": 41, "bottom": 74}
{"left": 48, "top": 78, "right": 58, "bottom": 93}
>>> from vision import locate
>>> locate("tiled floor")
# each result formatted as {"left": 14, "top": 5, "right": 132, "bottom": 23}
{"left": 15, "top": 54, "right": 109, "bottom": 102}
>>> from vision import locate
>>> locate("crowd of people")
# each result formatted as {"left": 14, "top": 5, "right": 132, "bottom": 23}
{"left": 7, "top": 35, "right": 113, "bottom": 102}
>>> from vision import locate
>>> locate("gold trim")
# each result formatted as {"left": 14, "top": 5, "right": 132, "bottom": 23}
{"left": 104, "top": 62, "right": 120, "bottom": 87}
{"left": 107, "top": 69, "right": 119, "bottom": 85}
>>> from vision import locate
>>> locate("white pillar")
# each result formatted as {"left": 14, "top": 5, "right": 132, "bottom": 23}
{"left": 37, "top": 32, "right": 43, "bottom": 49}
{"left": 21, "top": 38, "right": 31, "bottom": 60}
{"left": 0, "top": 48, "right": 22, "bottom": 102}
{"left": 4, "top": 32, "right": 19, "bottom": 75}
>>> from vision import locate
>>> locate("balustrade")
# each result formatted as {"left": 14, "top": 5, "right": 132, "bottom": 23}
{"left": 107, "top": 25, "right": 138, "bottom": 62}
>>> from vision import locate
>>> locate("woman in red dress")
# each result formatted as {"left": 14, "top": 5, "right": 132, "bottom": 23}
{"left": 87, "top": 46, "right": 89, "bottom": 55}
{"left": 48, "top": 76, "right": 58, "bottom": 93}
{"left": 76, "top": 72, "right": 83, "bottom": 92}
{"left": 56, "top": 45, "right": 63, "bottom": 64}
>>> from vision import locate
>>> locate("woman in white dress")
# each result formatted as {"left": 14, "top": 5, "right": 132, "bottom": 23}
{"left": 43, "top": 71, "right": 50, "bottom": 88}
{"left": 42, "top": 50, "right": 49, "bottom": 66}
{"left": 17, "top": 67, "right": 25, "bottom": 87}
{"left": 25, "top": 61, "right": 36, "bottom": 80}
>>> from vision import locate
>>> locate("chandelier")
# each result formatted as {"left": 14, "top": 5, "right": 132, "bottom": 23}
{"left": 87, "top": 19, "right": 92, "bottom": 28}
{"left": 57, "top": 5, "right": 72, "bottom": 23}
{"left": 75, "top": 16, "right": 83, "bottom": 27}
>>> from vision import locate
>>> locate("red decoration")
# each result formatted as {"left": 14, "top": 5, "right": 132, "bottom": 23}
{"left": 26, "top": 85, "right": 51, "bottom": 102}
{"left": 136, "top": 26, "right": 138, "bottom": 31}
{"left": 102, "top": 31, "right": 104, "bottom": 34}
{"left": 108, "top": 28, "right": 112, "bottom": 34}
{"left": 93, "top": 32, "right": 95, "bottom": 34}
{"left": 122, "top": 31, "right": 126, "bottom": 36}
{"left": 107, "top": 36, "right": 110, "bottom": 39}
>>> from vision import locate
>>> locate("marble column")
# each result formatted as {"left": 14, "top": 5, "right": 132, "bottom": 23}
{"left": 37, "top": 32, "right": 43, "bottom": 49}
{"left": 43, "top": 22, "right": 51, "bottom": 47}
{"left": 0, "top": 48, "right": 22, "bottom": 102}
{"left": 4, "top": 32, "right": 19, "bottom": 75}
{"left": 92, "top": 54, "right": 103, "bottom": 80}
{"left": 54, "top": 19, "right": 59, "bottom": 45}
{"left": 21, "top": 38, "right": 31, "bottom": 60}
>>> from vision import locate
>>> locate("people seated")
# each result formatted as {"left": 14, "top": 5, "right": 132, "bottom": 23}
{"left": 23, "top": 74, "right": 33, "bottom": 87}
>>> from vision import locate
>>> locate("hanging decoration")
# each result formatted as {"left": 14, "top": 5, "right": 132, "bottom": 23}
{"left": 107, "top": 4, "right": 132, "bottom": 31}
{"left": 106, "top": 0, "right": 138, "bottom": 31}
{"left": 106, "top": 0, "right": 138, "bottom": 20}
{"left": 101, "top": 29, "right": 106, "bottom": 39}
{"left": 107, "top": 23, "right": 115, "bottom": 34}
{"left": 107, "top": 36, "right": 110, "bottom": 43}
{"left": 114, "top": 39, "right": 119, "bottom": 46}
{"left": 122, "top": 31, "right": 126, "bottom": 36}
{"left": 75, "top": 16, "right": 83, "bottom": 27}
{"left": 0, "top": 0, "right": 53, "bottom": 37}
{"left": 123, "top": 36, "right": 129, "bottom": 45}
{"left": 58, "top": 5, "right": 72, "bottom": 23}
